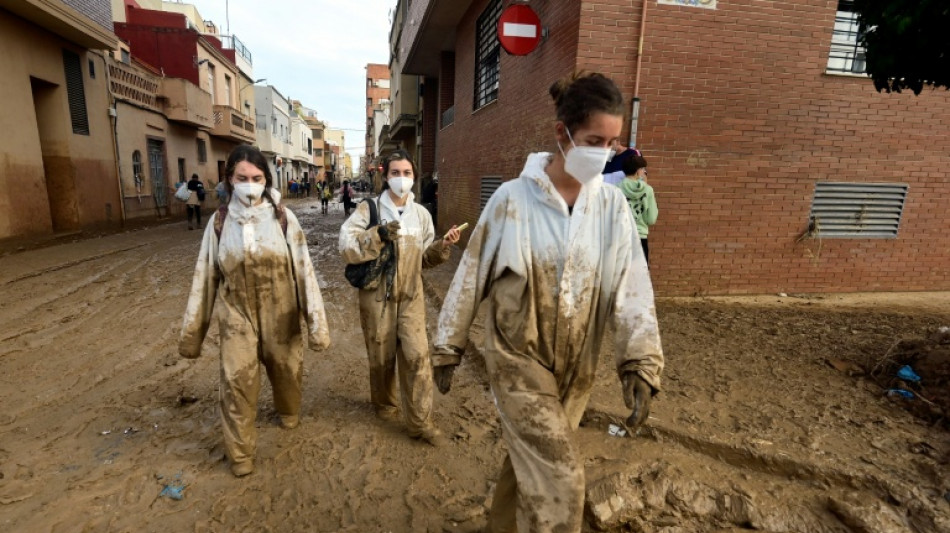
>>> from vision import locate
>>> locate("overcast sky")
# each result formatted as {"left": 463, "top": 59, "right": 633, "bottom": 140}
{"left": 184, "top": 0, "right": 395, "bottom": 158}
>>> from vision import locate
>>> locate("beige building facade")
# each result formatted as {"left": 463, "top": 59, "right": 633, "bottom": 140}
{"left": 0, "top": 0, "right": 121, "bottom": 241}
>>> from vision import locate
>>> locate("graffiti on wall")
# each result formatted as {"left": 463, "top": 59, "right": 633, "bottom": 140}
{"left": 658, "top": 0, "right": 717, "bottom": 9}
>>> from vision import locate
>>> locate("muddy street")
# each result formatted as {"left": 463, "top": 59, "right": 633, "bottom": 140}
{"left": 0, "top": 196, "right": 948, "bottom": 532}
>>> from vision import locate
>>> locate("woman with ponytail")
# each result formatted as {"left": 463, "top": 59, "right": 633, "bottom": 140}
{"left": 433, "top": 72, "right": 664, "bottom": 532}
{"left": 179, "top": 144, "right": 330, "bottom": 477}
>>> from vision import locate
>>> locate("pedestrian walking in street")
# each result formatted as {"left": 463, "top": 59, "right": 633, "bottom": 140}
{"left": 339, "top": 149, "right": 461, "bottom": 446}
{"left": 179, "top": 145, "right": 330, "bottom": 477}
{"left": 186, "top": 173, "right": 205, "bottom": 230}
{"left": 341, "top": 179, "right": 354, "bottom": 217}
{"left": 432, "top": 72, "right": 664, "bottom": 532}
{"left": 321, "top": 181, "right": 332, "bottom": 214}
{"left": 618, "top": 151, "right": 658, "bottom": 264}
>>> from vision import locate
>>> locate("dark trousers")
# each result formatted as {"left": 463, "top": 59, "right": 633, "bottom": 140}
{"left": 641, "top": 238, "right": 649, "bottom": 265}
{"left": 187, "top": 205, "right": 202, "bottom": 228}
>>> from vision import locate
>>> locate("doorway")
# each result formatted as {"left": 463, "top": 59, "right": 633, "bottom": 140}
{"left": 148, "top": 139, "right": 167, "bottom": 214}
{"left": 30, "top": 76, "right": 79, "bottom": 232}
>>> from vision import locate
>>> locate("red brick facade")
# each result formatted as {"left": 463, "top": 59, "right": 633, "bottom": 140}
{"left": 365, "top": 63, "right": 391, "bottom": 161}
{"left": 420, "top": 0, "right": 950, "bottom": 295}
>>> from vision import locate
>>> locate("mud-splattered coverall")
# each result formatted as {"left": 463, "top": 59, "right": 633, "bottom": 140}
{"left": 434, "top": 153, "right": 664, "bottom": 532}
{"left": 179, "top": 195, "right": 330, "bottom": 467}
{"left": 339, "top": 192, "right": 450, "bottom": 435}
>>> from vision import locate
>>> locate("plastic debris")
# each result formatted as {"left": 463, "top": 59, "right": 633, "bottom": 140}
{"left": 885, "top": 389, "right": 914, "bottom": 399}
{"left": 159, "top": 484, "right": 185, "bottom": 500}
{"left": 100, "top": 430, "right": 111, "bottom": 435}
{"left": 896, "top": 365, "right": 921, "bottom": 383}
{"left": 607, "top": 424, "right": 627, "bottom": 437}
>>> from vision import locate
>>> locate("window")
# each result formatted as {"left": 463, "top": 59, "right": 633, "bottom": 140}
{"left": 474, "top": 0, "right": 502, "bottom": 109}
{"left": 178, "top": 158, "right": 186, "bottom": 182}
{"left": 367, "top": 98, "right": 372, "bottom": 107}
{"left": 827, "top": 1, "right": 867, "bottom": 74}
{"left": 272, "top": 116, "right": 277, "bottom": 134}
{"left": 197, "top": 139, "right": 207, "bottom": 163}
{"left": 62, "top": 50, "right": 89, "bottom": 135}
{"left": 121, "top": 49, "right": 130, "bottom": 65}
{"left": 314, "top": 149, "right": 323, "bottom": 157}
{"left": 88, "top": 59, "right": 95, "bottom": 78}
{"left": 314, "top": 129, "right": 323, "bottom": 139}
{"left": 224, "top": 75, "right": 232, "bottom": 106}
{"left": 207, "top": 63, "right": 216, "bottom": 105}
{"left": 480, "top": 176, "right": 503, "bottom": 210}
{"left": 132, "top": 150, "right": 143, "bottom": 191}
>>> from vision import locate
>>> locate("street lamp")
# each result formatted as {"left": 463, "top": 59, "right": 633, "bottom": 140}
{"left": 240, "top": 78, "right": 267, "bottom": 116}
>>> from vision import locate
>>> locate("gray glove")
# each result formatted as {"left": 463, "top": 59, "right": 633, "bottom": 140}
{"left": 434, "top": 364, "right": 457, "bottom": 394}
{"left": 377, "top": 221, "right": 401, "bottom": 242}
{"left": 622, "top": 372, "right": 654, "bottom": 432}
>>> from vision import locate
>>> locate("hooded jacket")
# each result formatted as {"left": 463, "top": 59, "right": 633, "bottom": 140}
{"left": 618, "top": 178, "right": 658, "bottom": 238}
{"left": 434, "top": 153, "right": 663, "bottom": 392}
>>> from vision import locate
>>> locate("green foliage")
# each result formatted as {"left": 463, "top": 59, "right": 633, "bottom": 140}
{"left": 854, "top": 0, "right": 950, "bottom": 94}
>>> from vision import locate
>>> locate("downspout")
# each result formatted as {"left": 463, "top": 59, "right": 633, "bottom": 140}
{"left": 629, "top": 0, "right": 649, "bottom": 149}
{"left": 99, "top": 51, "right": 128, "bottom": 226}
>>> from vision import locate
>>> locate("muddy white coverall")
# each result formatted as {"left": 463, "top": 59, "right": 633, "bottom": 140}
{"left": 339, "top": 192, "right": 450, "bottom": 435}
{"left": 434, "top": 153, "right": 664, "bottom": 532}
{"left": 179, "top": 193, "right": 330, "bottom": 467}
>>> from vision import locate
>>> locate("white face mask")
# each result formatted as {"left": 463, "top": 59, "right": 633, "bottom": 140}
{"left": 388, "top": 177, "right": 413, "bottom": 198}
{"left": 233, "top": 182, "right": 265, "bottom": 206}
{"left": 559, "top": 129, "right": 611, "bottom": 185}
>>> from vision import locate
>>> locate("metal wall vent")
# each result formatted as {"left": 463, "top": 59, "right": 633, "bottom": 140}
{"left": 809, "top": 182, "right": 908, "bottom": 238}
{"left": 480, "top": 176, "right": 503, "bottom": 211}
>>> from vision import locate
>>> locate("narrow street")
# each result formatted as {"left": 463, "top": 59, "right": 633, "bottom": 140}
{"left": 0, "top": 196, "right": 948, "bottom": 532}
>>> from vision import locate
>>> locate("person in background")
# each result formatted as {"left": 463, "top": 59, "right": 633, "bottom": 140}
{"left": 321, "top": 181, "right": 332, "bottom": 214}
{"left": 618, "top": 152, "right": 658, "bottom": 264}
{"left": 186, "top": 173, "right": 205, "bottom": 230}
{"left": 432, "top": 72, "right": 664, "bottom": 532}
{"left": 179, "top": 145, "right": 330, "bottom": 477}
{"left": 339, "top": 149, "right": 461, "bottom": 447}
{"left": 341, "top": 179, "right": 354, "bottom": 217}
{"left": 603, "top": 139, "right": 637, "bottom": 176}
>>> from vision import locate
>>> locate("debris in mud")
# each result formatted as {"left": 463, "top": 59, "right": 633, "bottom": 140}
{"left": 156, "top": 472, "right": 186, "bottom": 502}
{"left": 866, "top": 328, "right": 950, "bottom": 427}
{"left": 607, "top": 424, "right": 627, "bottom": 438}
{"left": 177, "top": 395, "right": 199, "bottom": 406}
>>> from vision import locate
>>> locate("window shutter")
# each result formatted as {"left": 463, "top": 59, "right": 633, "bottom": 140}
{"left": 63, "top": 50, "right": 89, "bottom": 135}
{"left": 809, "top": 182, "right": 908, "bottom": 238}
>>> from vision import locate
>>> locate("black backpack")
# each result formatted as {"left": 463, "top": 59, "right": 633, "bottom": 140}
{"left": 344, "top": 198, "right": 396, "bottom": 295}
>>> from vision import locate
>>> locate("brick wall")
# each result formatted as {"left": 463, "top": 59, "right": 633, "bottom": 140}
{"left": 573, "top": 0, "right": 950, "bottom": 295}
{"left": 436, "top": 0, "right": 581, "bottom": 235}
{"left": 63, "top": 0, "right": 113, "bottom": 32}
{"left": 421, "top": 76, "right": 438, "bottom": 176}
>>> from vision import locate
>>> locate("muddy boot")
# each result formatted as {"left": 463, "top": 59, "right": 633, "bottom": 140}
{"left": 279, "top": 414, "right": 299, "bottom": 429}
{"left": 374, "top": 406, "right": 400, "bottom": 422}
{"left": 413, "top": 426, "right": 448, "bottom": 447}
{"left": 230, "top": 460, "right": 254, "bottom": 477}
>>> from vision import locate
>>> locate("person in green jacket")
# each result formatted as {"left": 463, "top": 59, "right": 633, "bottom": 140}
{"left": 618, "top": 151, "right": 658, "bottom": 264}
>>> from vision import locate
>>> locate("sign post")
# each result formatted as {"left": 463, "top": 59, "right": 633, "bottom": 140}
{"left": 497, "top": 4, "right": 542, "bottom": 56}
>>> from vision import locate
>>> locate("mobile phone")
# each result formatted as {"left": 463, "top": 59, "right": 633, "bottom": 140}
{"left": 445, "top": 222, "right": 468, "bottom": 240}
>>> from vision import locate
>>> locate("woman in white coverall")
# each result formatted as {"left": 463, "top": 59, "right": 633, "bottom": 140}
{"left": 432, "top": 72, "right": 664, "bottom": 532}
{"left": 179, "top": 145, "right": 330, "bottom": 477}
{"left": 340, "top": 149, "right": 461, "bottom": 446}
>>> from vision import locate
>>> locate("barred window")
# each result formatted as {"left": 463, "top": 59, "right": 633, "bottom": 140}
{"left": 827, "top": 0, "right": 867, "bottom": 74}
{"left": 474, "top": 0, "right": 502, "bottom": 110}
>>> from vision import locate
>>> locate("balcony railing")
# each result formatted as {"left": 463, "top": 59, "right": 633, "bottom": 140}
{"left": 158, "top": 78, "right": 213, "bottom": 128}
{"left": 212, "top": 105, "right": 255, "bottom": 142}
{"left": 108, "top": 59, "right": 159, "bottom": 111}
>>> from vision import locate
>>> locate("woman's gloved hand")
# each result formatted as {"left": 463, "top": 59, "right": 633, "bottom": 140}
{"left": 377, "top": 221, "right": 401, "bottom": 242}
{"left": 622, "top": 372, "right": 654, "bottom": 432}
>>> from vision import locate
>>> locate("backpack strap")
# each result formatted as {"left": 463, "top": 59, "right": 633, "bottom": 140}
{"left": 213, "top": 202, "right": 288, "bottom": 238}
{"left": 366, "top": 197, "right": 379, "bottom": 228}
{"left": 214, "top": 204, "right": 229, "bottom": 238}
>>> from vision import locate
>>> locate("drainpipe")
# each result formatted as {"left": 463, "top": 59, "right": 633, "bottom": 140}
{"left": 629, "top": 0, "right": 649, "bottom": 149}
{"left": 99, "top": 51, "right": 127, "bottom": 226}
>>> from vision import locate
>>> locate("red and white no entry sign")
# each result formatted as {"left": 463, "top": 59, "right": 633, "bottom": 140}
{"left": 497, "top": 4, "right": 542, "bottom": 56}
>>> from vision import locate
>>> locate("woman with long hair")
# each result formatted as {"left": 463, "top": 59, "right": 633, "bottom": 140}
{"left": 179, "top": 144, "right": 330, "bottom": 477}
{"left": 340, "top": 149, "right": 461, "bottom": 446}
{"left": 433, "top": 72, "right": 664, "bottom": 531}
